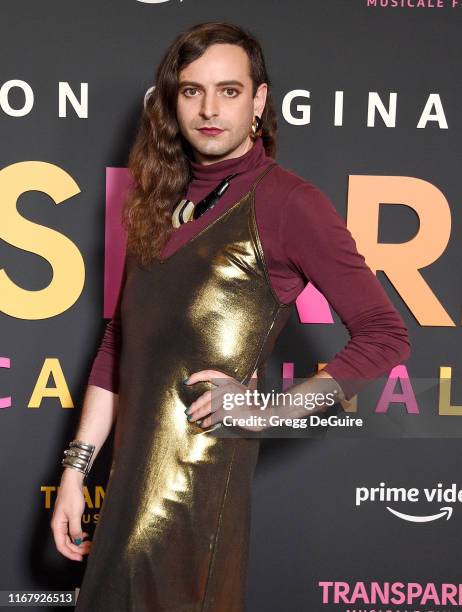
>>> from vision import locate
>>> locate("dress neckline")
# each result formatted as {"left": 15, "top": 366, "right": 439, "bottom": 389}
{"left": 159, "top": 163, "right": 277, "bottom": 265}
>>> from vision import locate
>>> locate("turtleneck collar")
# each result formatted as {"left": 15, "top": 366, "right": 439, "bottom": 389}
{"left": 189, "top": 137, "right": 267, "bottom": 182}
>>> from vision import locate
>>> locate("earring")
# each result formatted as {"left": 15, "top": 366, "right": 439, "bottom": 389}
{"left": 250, "top": 115, "right": 263, "bottom": 140}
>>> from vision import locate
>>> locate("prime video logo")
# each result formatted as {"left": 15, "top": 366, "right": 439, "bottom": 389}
{"left": 356, "top": 482, "right": 462, "bottom": 523}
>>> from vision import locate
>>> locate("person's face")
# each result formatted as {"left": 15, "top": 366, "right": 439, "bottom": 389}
{"left": 176, "top": 43, "right": 267, "bottom": 165}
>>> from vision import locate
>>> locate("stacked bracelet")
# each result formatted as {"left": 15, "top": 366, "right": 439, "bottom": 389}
{"left": 62, "top": 440, "right": 95, "bottom": 478}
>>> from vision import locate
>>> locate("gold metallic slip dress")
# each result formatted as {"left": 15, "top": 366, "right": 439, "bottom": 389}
{"left": 75, "top": 162, "right": 292, "bottom": 612}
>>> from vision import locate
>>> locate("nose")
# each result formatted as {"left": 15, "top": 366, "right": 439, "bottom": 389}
{"left": 199, "top": 90, "right": 219, "bottom": 120}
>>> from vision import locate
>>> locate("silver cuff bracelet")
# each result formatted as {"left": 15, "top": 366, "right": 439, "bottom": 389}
{"left": 62, "top": 439, "right": 95, "bottom": 478}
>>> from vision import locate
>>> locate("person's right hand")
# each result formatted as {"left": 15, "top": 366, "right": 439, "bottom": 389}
{"left": 50, "top": 468, "right": 92, "bottom": 561}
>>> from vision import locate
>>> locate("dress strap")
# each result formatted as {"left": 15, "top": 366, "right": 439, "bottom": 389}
{"left": 250, "top": 162, "right": 277, "bottom": 194}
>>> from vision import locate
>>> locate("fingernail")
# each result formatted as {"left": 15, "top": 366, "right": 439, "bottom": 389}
{"left": 74, "top": 538, "right": 82, "bottom": 545}
{"left": 184, "top": 406, "right": 191, "bottom": 414}
{"left": 183, "top": 377, "right": 189, "bottom": 384}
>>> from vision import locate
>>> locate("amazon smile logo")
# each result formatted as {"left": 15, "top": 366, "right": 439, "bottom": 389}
{"left": 356, "top": 482, "right": 462, "bottom": 523}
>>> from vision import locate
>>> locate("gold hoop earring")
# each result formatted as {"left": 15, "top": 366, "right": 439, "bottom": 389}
{"left": 250, "top": 115, "right": 263, "bottom": 140}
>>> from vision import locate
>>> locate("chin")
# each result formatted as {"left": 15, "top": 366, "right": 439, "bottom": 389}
{"left": 193, "top": 141, "right": 230, "bottom": 157}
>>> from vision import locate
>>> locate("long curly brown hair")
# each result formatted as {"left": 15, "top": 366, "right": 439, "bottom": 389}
{"left": 122, "top": 21, "right": 278, "bottom": 268}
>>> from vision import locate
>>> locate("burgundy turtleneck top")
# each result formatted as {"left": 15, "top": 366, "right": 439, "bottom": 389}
{"left": 87, "top": 137, "right": 410, "bottom": 400}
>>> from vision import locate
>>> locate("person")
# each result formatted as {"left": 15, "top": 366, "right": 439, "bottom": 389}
{"left": 50, "top": 21, "right": 410, "bottom": 611}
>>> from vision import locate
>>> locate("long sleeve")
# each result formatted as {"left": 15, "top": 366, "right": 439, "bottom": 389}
{"left": 87, "top": 306, "right": 122, "bottom": 393}
{"left": 282, "top": 182, "right": 411, "bottom": 401}
{"left": 87, "top": 254, "right": 130, "bottom": 394}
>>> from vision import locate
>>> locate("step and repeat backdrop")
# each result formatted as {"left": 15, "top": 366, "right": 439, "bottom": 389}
{"left": 1, "top": 1, "right": 461, "bottom": 610}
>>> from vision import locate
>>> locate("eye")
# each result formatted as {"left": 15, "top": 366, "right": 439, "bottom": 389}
{"left": 182, "top": 87, "right": 199, "bottom": 97}
{"left": 223, "top": 88, "right": 239, "bottom": 97}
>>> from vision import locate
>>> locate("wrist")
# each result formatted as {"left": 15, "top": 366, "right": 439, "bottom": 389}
{"left": 61, "top": 466, "right": 86, "bottom": 485}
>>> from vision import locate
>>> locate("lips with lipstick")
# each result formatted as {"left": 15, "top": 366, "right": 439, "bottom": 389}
{"left": 197, "top": 127, "right": 224, "bottom": 136}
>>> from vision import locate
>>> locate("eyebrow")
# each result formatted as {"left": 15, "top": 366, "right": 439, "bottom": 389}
{"left": 178, "top": 80, "right": 245, "bottom": 88}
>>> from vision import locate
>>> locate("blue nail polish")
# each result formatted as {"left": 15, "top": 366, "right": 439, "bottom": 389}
{"left": 183, "top": 377, "right": 189, "bottom": 384}
{"left": 74, "top": 538, "right": 82, "bottom": 545}
{"left": 187, "top": 414, "right": 192, "bottom": 420}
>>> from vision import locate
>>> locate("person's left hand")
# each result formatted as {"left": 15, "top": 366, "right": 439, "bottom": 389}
{"left": 184, "top": 368, "right": 269, "bottom": 431}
